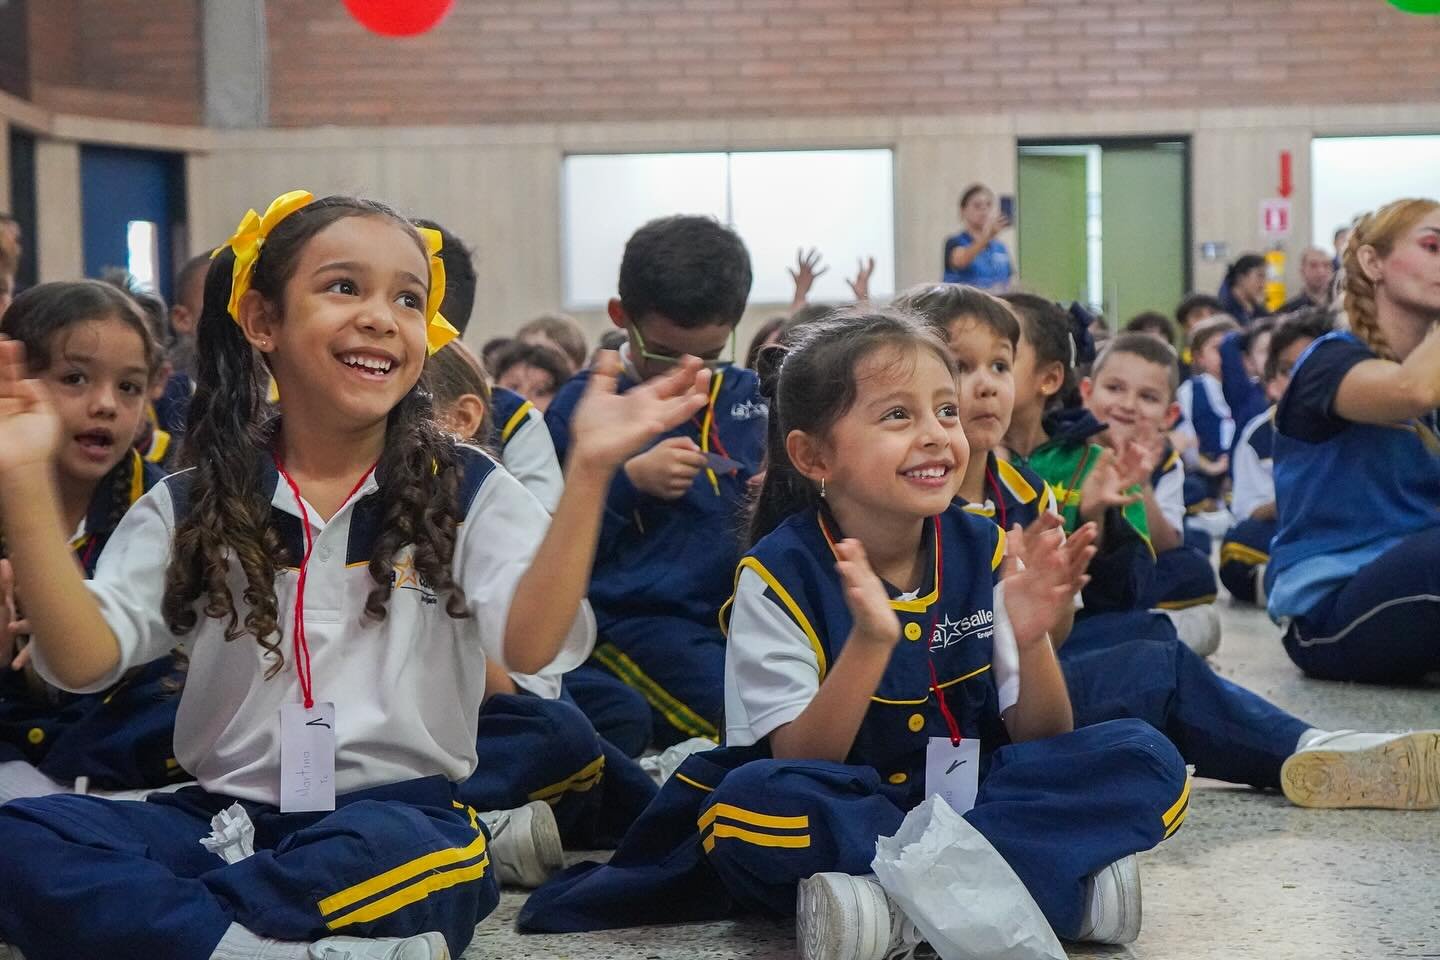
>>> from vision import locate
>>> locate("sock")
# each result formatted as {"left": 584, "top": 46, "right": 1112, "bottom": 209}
{"left": 209, "top": 923, "right": 308, "bottom": 960}
{"left": 0, "top": 761, "right": 67, "bottom": 804}
{"left": 1295, "top": 728, "right": 1329, "bottom": 752}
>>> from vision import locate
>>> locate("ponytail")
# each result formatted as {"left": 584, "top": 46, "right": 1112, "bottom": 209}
{"left": 747, "top": 344, "right": 817, "bottom": 546}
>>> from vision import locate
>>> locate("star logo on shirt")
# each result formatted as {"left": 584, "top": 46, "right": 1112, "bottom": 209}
{"left": 390, "top": 555, "right": 436, "bottom": 603}
{"left": 929, "top": 610, "right": 995, "bottom": 649}
{"left": 930, "top": 615, "right": 965, "bottom": 649}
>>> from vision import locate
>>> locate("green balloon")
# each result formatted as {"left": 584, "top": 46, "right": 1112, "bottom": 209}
{"left": 1387, "top": 0, "right": 1440, "bottom": 12}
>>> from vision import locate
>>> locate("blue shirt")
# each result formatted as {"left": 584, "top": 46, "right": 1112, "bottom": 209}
{"left": 943, "top": 231, "right": 1012, "bottom": 289}
{"left": 545, "top": 364, "right": 767, "bottom": 637}
{"left": 1267, "top": 332, "right": 1440, "bottom": 619}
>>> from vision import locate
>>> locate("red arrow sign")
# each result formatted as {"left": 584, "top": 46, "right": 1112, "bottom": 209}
{"left": 1279, "top": 151, "right": 1293, "bottom": 199}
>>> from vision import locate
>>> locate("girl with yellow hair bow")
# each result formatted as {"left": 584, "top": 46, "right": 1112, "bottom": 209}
{"left": 0, "top": 191, "right": 715, "bottom": 959}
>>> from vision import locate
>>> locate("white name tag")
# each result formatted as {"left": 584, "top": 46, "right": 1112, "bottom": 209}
{"left": 926, "top": 736, "right": 980, "bottom": 815}
{"left": 280, "top": 701, "right": 336, "bottom": 813}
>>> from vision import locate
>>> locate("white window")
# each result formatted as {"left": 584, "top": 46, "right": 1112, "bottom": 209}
{"left": 562, "top": 149, "right": 895, "bottom": 310}
{"left": 125, "top": 220, "right": 159, "bottom": 292}
{"left": 1312, "top": 136, "right": 1440, "bottom": 251}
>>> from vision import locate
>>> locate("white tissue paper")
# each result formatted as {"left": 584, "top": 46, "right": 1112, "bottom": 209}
{"left": 199, "top": 802, "right": 257, "bottom": 864}
{"left": 871, "top": 795, "right": 1067, "bottom": 960}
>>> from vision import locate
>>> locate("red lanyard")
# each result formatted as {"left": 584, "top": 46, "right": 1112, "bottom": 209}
{"left": 922, "top": 515, "right": 963, "bottom": 746}
{"left": 985, "top": 466, "right": 1008, "bottom": 531}
{"left": 820, "top": 512, "right": 964, "bottom": 745}
{"left": 274, "top": 458, "right": 377, "bottom": 709}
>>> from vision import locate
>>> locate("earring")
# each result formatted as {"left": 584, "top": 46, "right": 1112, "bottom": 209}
{"left": 820, "top": 477, "right": 826, "bottom": 499}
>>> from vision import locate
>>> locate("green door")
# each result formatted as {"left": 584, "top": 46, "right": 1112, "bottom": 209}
{"left": 1017, "top": 153, "right": 1088, "bottom": 304}
{"left": 1099, "top": 144, "right": 1186, "bottom": 324}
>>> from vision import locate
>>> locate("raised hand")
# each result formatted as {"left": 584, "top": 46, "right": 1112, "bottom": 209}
{"left": 834, "top": 538, "right": 900, "bottom": 650}
{"left": 847, "top": 256, "right": 876, "bottom": 303}
{"left": 0, "top": 558, "right": 30, "bottom": 672}
{"left": 787, "top": 248, "right": 828, "bottom": 307}
{"left": 0, "top": 339, "right": 60, "bottom": 477}
{"left": 568, "top": 352, "right": 711, "bottom": 476}
{"left": 1077, "top": 446, "right": 1144, "bottom": 524}
{"left": 624, "top": 437, "right": 708, "bottom": 500}
{"left": 1003, "top": 522, "right": 1087, "bottom": 648}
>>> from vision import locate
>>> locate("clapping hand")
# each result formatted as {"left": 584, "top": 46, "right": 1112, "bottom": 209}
{"left": 569, "top": 352, "right": 711, "bottom": 476}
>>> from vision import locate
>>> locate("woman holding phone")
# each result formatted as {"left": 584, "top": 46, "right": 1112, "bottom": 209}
{"left": 943, "top": 183, "right": 1014, "bottom": 290}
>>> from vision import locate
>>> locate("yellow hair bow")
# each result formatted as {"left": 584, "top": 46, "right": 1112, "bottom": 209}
{"left": 417, "top": 226, "right": 459, "bottom": 355}
{"left": 217, "top": 189, "right": 315, "bottom": 322}
{"left": 216, "top": 189, "right": 458, "bottom": 356}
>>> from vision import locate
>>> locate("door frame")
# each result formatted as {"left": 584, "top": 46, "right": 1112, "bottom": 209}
{"left": 1017, "top": 135, "right": 1194, "bottom": 297}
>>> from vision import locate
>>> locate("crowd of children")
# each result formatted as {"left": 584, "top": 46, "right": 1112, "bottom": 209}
{"left": 0, "top": 189, "right": 1435, "bottom": 960}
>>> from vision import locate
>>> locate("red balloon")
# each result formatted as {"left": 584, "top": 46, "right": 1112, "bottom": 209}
{"left": 342, "top": 0, "right": 454, "bottom": 37}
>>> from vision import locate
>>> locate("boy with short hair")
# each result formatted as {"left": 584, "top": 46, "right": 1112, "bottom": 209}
{"left": 547, "top": 215, "right": 765, "bottom": 750}
{"left": 1083, "top": 334, "right": 1221, "bottom": 654}
{"left": 1220, "top": 309, "right": 1335, "bottom": 604}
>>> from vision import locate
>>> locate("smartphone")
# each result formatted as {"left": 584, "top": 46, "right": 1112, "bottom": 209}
{"left": 999, "top": 194, "right": 1016, "bottom": 223}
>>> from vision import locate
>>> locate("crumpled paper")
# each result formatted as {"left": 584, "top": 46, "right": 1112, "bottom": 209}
{"left": 871, "top": 796, "right": 1067, "bottom": 960}
{"left": 199, "top": 802, "right": 256, "bottom": 864}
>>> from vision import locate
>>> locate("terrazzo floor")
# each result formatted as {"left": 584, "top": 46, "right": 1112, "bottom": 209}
{"left": 469, "top": 603, "right": 1440, "bottom": 960}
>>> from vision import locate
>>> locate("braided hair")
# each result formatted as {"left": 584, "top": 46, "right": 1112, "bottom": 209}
{"left": 1342, "top": 198, "right": 1440, "bottom": 362}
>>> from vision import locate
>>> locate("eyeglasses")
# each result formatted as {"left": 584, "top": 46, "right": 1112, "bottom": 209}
{"left": 628, "top": 323, "right": 736, "bottom": 370}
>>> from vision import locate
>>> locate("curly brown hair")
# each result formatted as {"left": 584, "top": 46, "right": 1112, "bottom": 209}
{"left": 164, "top": 196, "right": 469, "bottom": 677}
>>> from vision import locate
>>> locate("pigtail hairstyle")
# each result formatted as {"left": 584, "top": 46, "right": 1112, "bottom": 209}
{"left": 163, "top": 196, "right": 468, "bottom": 677}
{"left": 1342, "top": 198, "right": 1440, "bottom": 363}
{"left": 748, "top": 309, "right": 954, "bottom": 546}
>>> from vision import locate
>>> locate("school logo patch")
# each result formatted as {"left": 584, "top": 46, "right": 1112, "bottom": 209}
{"left": 730, "top": 398, "right": 769, "bottom": 421}
{"left": 390, "top": 555, "right": 438, "bottom": 604}
{"left": 930, "top": 609, "right": 994, "bottom": 649}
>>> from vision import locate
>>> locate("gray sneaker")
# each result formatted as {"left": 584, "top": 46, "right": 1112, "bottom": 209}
{"left": 796, "top": 872, "right": 932, "bottom": 960}
{"left": 478, "top": 799, "right": 564, "bottom": 888}
{"left": 1074, "top": 855, "right": 1142, "bottom": 945}
{"left": 309, "top": 931, "right": 449, "bottom": 960}
{"left": 1282, "top": 730, "right": 1440, "bottom": 810}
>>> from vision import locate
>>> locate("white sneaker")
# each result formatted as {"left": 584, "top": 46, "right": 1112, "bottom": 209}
{"left": 795, "top": 872, "right": 931, "bottom": 960}
{"left": 1074, "top": 855, "right": 1142, "bottom": 945}
{"left": 1158, "top": 605, "right": 1221, "bottom": 658}
{"left": 1281, "top": 730, "right": 1440, "bottom": 810}
{"left": 478, "top": 799, "right": 564, "bottom": 888}
{"left": 638, "top": 736, "right": 717, "bottom": 786}
{"left": 309, "top": 931, "right": 449, "bottom": 960}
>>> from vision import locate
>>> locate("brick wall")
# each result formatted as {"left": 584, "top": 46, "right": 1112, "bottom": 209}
{"left": 0, "top": 0, "right": 30, "bottom": 100}
{"left": 11, "top": 0, "right": 1440, "bottom": 128}
{"left": 265, "top": 0, "right": 1440, "bottom": 126}
{"left": 25, "top": 0, "right": 201, "bottom": 124}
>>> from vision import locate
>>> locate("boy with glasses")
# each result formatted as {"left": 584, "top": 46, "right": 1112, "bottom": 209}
{"left": 547, "top": 215, "right": 764, "bottom": 752}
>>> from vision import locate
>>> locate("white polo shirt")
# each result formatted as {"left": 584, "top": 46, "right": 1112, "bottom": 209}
{"left": 499, "top": 402, "right": 563, "bottom": 515}
{"left": 723, "top": 575, "right": 1020, "bottom": 748}
{"left": 35, "top": 446, "right": 593, "bottom": 805}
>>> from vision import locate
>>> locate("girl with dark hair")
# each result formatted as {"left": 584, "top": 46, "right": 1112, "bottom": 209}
{"left": 0, "top": 190, "right": 710, "bottom": 960}
{"left": 0, "top": 280, "right": 183, "bottom": 802}
{"left": 520, "top": 311, "right": 1189, "bottom": 956}
{"left": 1218, "top": 253, "right": 1272, "bottom": 325}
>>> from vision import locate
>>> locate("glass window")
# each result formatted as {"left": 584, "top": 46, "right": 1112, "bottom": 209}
{"left": 1312, "top": 136, "right": 1440, "bottom": 250}
{"left": 562, "top": 149, "right": 895, "bottom": 309}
